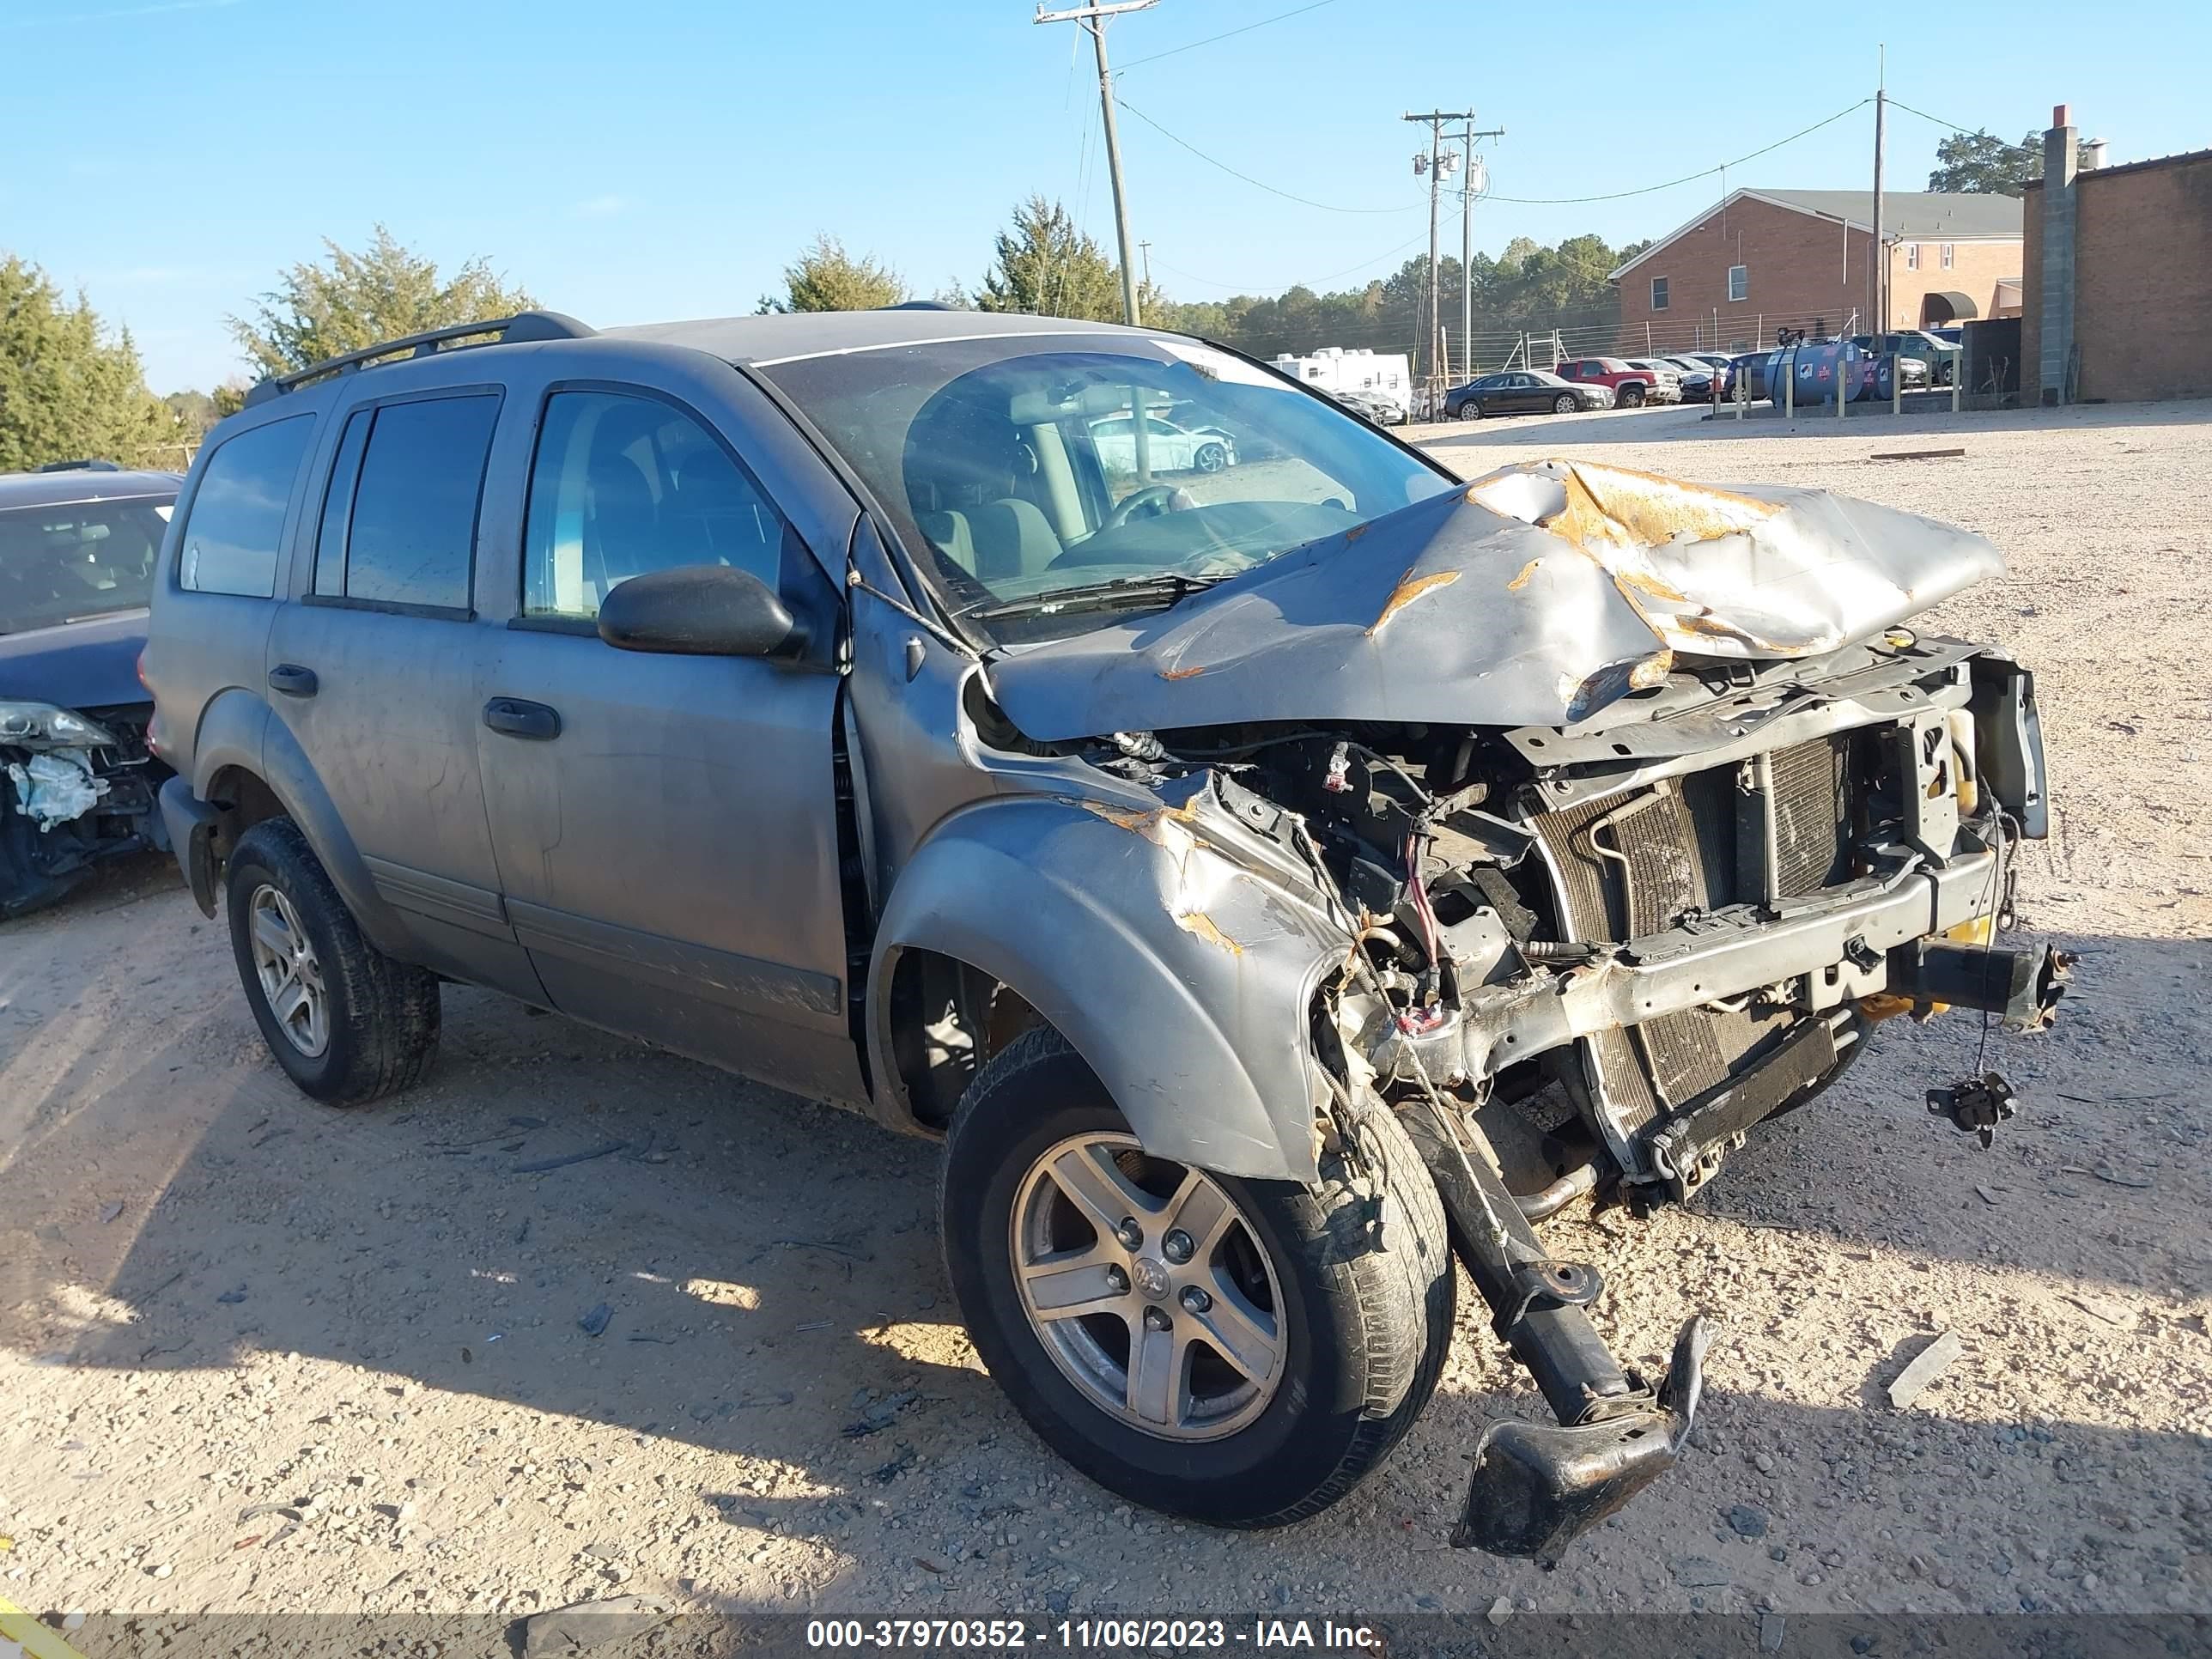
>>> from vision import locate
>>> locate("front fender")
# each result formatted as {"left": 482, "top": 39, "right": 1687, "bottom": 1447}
{"left": 867, "top": 793, "right": 1342, "bottom": 1183}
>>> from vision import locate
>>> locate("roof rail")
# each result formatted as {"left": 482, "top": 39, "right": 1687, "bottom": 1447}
{"left": 35, "top": 458, "right": 123, "bottom": 472}
{"left": 242, "top": 310, "right": 597, "bottom": 409}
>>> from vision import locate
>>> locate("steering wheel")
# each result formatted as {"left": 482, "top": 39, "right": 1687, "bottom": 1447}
{"left": 1103, "top": 483, "right": 1192, "bottom": 531}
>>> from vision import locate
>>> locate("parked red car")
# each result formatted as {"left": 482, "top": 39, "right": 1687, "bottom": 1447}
{"left": 1554, "top": 356, "right": 1680, "bottom": 408}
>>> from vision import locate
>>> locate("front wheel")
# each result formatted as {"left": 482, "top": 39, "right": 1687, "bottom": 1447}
{"left": 1456, "top": 400, "right": 1485, "bottom": 422}
{"left": 1618, "top": 384, "right": 1645, "bottom": 408}
{"left": 1553, "top": 393, "right": 1577, "bottom": 414}
{"left": 1194, "top": 442, "right": 1228, "bottom": 473}
{"left": 942, "top": 1029, "right": 1453, "bottom": 1528}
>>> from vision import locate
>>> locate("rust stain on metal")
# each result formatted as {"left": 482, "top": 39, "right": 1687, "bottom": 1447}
{"left": 1175, "top": 909, "right": 1244, "bottom": 955}
{"left": 1159, "top": 664, "right": 1206, "bottom": 681}
{"left": 1544, "top": 461, "right": 1781, "bottom": 557}
{"left": 1367, "top": 567, "right": 1461, "bottom": 635}
{"left": 1076, "top": 797, "right": 1203, "bottom": 845}
{"left": 1505, "top": 558, "right": 1542, "bottom": 592}
{"left": 1613, "top": 566, "right": 1690, "bottom": 604}
{"left": 1345, "top": 522, "right": 1370, "bottom": 544}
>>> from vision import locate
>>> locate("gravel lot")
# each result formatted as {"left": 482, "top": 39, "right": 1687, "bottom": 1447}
{"left": 3, "top": 400, "right": 2209, "bottom": 1641}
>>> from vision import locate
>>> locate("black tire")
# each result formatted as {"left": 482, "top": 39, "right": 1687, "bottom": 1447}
{"left": 1456, "top": 400, "right": 1485, "bottom": 422}
{"left": 225, "top": 817, "right": 440, "bottom": 1106}
{"left": 1552, "top": 393, "right": 1577, "bottom": 415}
{"left": 1619, "top": 384, "right": 1645, "bottom": 408}
{"left": 941, "top": 1027, "right": 1454, "bottom": 1529}
{"left": 1194, "top": 442, "right": 1228, "bottom": 474}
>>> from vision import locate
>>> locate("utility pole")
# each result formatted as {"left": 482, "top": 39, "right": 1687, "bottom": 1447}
{"left": 1404, "top": 109, "right": 1479, "bottom": 410}
{"left": 1036, "top": 0, "right": 1158, "bottom": 328}
{"left": 1458, "top": 114, "right": 1504, "bottom": 383}
{"left": 1871, "top": 45, "right": 1887, "bottom": 335}
{"left": 1138, "top": 239, "right": 1152, "bottom": 290}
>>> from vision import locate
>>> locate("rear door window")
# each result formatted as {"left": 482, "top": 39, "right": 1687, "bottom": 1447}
{"left": 319, "top": 394, "right": 500, "bottom": 612}
{"left": 178, "top": 415, "right": 314, "bottom": 597}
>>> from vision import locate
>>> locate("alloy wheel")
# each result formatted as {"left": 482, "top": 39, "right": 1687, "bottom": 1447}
{"left": 1010, "top": 1132, "right": 1285, "bottom": 1442}
{"left": 246, "top": 883, "right": 330, "bottom": 1057}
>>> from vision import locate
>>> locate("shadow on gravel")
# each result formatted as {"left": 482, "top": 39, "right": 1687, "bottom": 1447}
{"left": 1, "top": 911, "right": 2208, "bottom": 1613}
{"left": 0, "top": 846, "right": 179, "bottom": 934}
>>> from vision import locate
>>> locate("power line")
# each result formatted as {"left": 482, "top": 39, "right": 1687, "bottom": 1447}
{"left": 1887, "top": 98, "right": 2040, "bottom": 153}
{"left": 1148, "top": 222, "right": 1434, "bottom": 295}
{"left": 1115, "top": 96, "right": 1422, "bottom": 214}
{"left": 1480, "top": 100, "right": 1871, "bottom": 203}
{"left": 1123, "top": 94, "right": 1871, "bottom": 219}
{"left": 1115, "top": 0, "right": 1339, "bottom": 70}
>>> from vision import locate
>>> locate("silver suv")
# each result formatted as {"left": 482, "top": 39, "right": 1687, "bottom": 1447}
{"left": 144, "top": 307, "right": 2063, "bottom": 1556}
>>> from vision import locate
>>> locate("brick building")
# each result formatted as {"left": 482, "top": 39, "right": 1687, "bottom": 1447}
{"left": 1609, "top": 189, "right": 2023, "bottom": 355}
{"left": 2022, "top": 112, "right": 2212, "bottom": 404}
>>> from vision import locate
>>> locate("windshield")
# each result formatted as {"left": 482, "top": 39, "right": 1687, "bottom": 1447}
{"left": 0, "top": 494, "right": 171, "bottom": 635}
{"left": 758, "top": 332, "right": 1457, "bottom": 642}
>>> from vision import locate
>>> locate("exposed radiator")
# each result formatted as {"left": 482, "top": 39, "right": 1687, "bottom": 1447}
{"left": 1530, "top": 738, "right": 1852, "bottom": 1142}
{"left": 1768, "top": 737, "right": 1849, "bottom": 896}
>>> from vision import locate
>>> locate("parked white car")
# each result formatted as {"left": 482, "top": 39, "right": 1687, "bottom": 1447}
{"left": 1088, "top": 413, "right": 1239, "bottom": 475}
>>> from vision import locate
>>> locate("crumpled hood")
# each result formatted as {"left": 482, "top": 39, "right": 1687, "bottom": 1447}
{"left": 0, "top": 609, "right": 150, "bottom": 712}
{"left": 987, "top": 459, "right": 2003, "bottom": 742}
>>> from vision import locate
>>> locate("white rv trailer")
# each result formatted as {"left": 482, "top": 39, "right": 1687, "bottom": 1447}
{"left": 1269, "top": 347, "right": 1413, "bottom": 417}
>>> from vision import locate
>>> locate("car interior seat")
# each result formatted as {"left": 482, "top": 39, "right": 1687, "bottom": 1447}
{"left": 964, "top": 497, "right": 1061, "bottom": 584}
{"left": 667, "top": 446, "right": 778, "bottom": 579}
{"left": 902, "top": 392, "right": 1062, "bottom": 591}
{"left": 580, "top": 408, "right": 669, "bottom": 605}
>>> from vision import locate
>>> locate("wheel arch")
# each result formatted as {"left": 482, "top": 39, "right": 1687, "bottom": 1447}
{"left": 190, "top": 701, "right": 409, "bottom": 956}
{"left": 865, "top": 798, "right": 1337, "bottom": 1184}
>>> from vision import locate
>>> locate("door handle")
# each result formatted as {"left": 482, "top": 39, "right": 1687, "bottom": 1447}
{"left": 483, "top": 697, "right": 562, "bottom": 741}
{"left": 267, "top": 663, "right": 319, "bottom": 697}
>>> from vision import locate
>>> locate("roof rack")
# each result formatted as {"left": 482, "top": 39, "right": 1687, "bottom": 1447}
{"left": 242, "top": 310, "right": 597, "bottom": 409}
{"left": 35, "top": 458, "right": 123, "bottom": 472}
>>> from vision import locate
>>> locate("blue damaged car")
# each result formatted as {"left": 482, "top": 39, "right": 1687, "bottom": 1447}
{"left": 0, "top": 461, "right": 180, "bottom": 914}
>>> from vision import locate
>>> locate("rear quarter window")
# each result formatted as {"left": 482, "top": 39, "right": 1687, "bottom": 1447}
{"left": 178, "top": 415, "right": 315, "bottom": 597}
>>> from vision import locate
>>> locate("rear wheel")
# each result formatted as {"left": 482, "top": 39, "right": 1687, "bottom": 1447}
{"left": 941, "top": 1028, "right": 1454, "bottom": 1528}
{"left": 225, "top": 818, "right": 440, "bottom": 1105}
{"left": 1552, "top": 393, "right": 1577, "bottom": 415}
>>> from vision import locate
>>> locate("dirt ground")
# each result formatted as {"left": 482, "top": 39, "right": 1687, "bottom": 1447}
{"left": 4, "top": 400, "right": 2210, "bottom": 1640}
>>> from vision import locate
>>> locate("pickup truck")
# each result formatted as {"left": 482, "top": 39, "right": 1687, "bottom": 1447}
{"left": 1554, "top": 356, "right": 1680, "bottom": 408}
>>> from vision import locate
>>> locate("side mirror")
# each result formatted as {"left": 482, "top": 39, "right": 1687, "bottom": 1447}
{"left": 597, "top": 565, "right": 804, "bottom": 659}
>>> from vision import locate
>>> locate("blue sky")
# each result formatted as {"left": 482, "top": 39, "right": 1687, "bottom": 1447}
{"left": 5, "top": 0, "right": 2202, "bottom": 392}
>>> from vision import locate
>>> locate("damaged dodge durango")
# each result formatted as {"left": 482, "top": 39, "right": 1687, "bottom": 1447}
{"left": 143, "top": 307, "right": 2063, "bottom": 1556}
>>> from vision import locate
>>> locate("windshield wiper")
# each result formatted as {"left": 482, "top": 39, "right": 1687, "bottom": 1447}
{"left": 963, "top": 572, "right": 1230, "bottom": 623}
